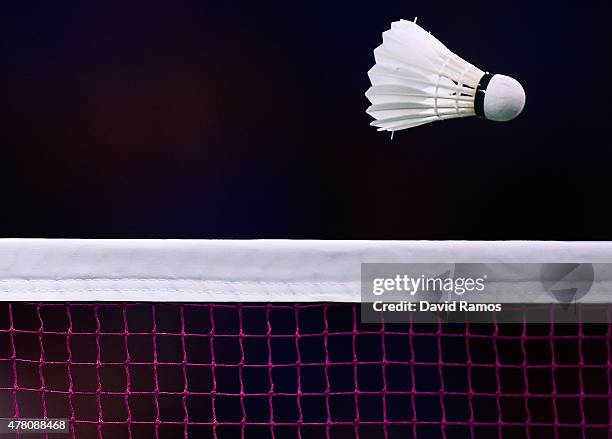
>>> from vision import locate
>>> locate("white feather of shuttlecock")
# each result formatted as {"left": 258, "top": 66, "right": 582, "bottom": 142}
{"left": 366, "top": 20, "right": 485, "bottom": 132}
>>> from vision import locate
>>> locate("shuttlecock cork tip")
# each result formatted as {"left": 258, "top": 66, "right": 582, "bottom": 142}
{"left": 477, "top": 74, "right": 526, "bottom": 122}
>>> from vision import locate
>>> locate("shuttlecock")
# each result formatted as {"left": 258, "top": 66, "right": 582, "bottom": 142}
{"left": 366, "top": 19, "right": 525, "bottom": 132}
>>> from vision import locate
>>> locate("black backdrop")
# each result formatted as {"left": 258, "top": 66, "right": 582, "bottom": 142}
{"left": 2, "top": 1, "right": 611, "bottom": 240}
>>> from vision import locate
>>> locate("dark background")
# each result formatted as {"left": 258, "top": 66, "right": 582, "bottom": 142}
{"left": 2, "top": 1, "right": 611, "bottom": 240}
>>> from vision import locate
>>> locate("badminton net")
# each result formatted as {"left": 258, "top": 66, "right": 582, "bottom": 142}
{"left": 0, "top": 240, "right": 610, "bottom": 438}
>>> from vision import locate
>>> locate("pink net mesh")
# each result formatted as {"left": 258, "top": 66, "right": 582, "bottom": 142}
{"left": 0, "top": 302, "right": 610, "bottom": 438}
